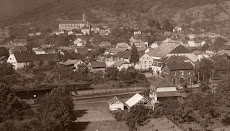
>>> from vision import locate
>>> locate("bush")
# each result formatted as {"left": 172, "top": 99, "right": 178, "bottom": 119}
{"left": 113, "top": 111, "right": 128, "bottom": 121}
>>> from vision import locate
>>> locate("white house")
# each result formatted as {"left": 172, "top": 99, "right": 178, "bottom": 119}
{"left": 7, "top": 51, "right": 39, "bottom": 70}
{"left": 108, "top": 96, "right": 124, "bottom": 111}
{"left": 32, "top": 48, "right": 46, "bottom": 55}
{"left": 135, "top": 53, "right": 153, "bottom": 70}
{"left": 173, "top": 26, "right": 182, "bottom": 32}
{"left": 112, "top": 60, "right": 132, "bottom": 70}
{"left": 149, "top": 79, "right": 179, "bottom": 102}
{"left": 125, "top": 93, "right": 153, "bottom": 110}
{"left": 81, "top": 25, "right": 90, "bottom": 35}
{"left": 74, "top": 38, "right": 85, "bottom": 47}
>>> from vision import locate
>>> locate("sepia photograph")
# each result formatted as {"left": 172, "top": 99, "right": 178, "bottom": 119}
{"left": 0, "top": 0, "right": 230, "bottom": 131}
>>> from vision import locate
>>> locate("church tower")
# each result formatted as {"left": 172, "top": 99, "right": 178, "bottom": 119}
{"left": 82, "top": 12, "right": 86, "bottom": 21}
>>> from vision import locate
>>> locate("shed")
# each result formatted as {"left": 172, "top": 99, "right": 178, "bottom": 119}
{"left": 108, "top": 96, "right": 124, "bottom": 111}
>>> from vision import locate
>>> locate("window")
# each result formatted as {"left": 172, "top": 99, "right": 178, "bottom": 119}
{"left": 147, "top": 57, "right": 149, "bottom": 60}
{"left": 172, "top": 79, "right": 176, "bottom": 85}
{"left": 149, "top": 61, "right": 152, "bottom": 64}
{"left": 173, "top": 71, "right": 176, "bottom": 76}
{"left": 180, "top": 70, "right": 184, "bottom": 75}
{"left": 188, "top": 71, "right": 191, "bottom": 75}
{"left": 142, "top": 57, "right": 145, "bottom": 60}
{"left": 144, "top": 61, "right": 147, "bottom": 64}
{"left": 188, "top": 78, "right": 191, "bottom": 84}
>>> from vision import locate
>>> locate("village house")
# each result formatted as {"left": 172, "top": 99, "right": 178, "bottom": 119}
{"left": 116, "top": 43, "right": 130, "bottom": 50}
{"left": 166, "top": 45, "right": 198, "bottom": 62}
{"left": 133, "top": 29, "right": 142, "bottom": 35}
{"left": 125, "top": 93, "right": 153, "bottom": 110}
{"left": 152, "top": 59, "right": 164, "bottom": 75}
{"left": 73, "top": 37, "right": 86, "bottom": 47}
{"left": 173, "top": 26, "right": 182, "bottom": 32}
{"left": 88, "top": 61, "right": 106, "bottom": 71}
{"left": 108, "top": 96, "right": 125, "bottom": 111}
{"left": 59, "top": 13, "right": 89, "bottom": 31}
{"left": 32, "top": 48, "right": 46, "bottom": 55}
{"left": 99, "top": 42, "right": 112, "bottom": 47}
{"left": 147, "top": 42, "right": 180, "bottom": 60}
{"left": 37, "top": 54, "right": 57, "bottom": 65}
{"left": 135, "top": 53, "right": 153, "bottom": 70}
{"left": 130, "top": 34, "right": 148, "bottom": 48}
{"left": 59, "top": 59, "right": 84, "bottom": 69}
{"left": 112, "top": 60, "right": 132, "bottom": 70}
{"left": 81, "top": 25, "right": 90, "bottom": 35}
{"left": 161, "top": 61, "right": 195, "bottom": 87}
{"left": 192, "top": 50, "right": 210, "bottom": 61}
{"left": 150, "top": 41, "right": 162, "bottom": 49}
{"left": 7, "top": 51, "right": 39, "bottom": 70}
{"left": 149, "top": 79, "right": 180, "bottom": 102}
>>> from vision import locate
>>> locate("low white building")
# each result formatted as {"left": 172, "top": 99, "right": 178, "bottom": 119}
{"left": 108, "top": 96, "right": 124, "bottom": 111}
{"left": 125, "top": 93, "right": 153, "bottom": 110}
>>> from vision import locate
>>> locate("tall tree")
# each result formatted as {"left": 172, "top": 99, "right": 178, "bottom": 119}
{"left": 37, "top": 87, "right": 74, "bottom": 130}
{"left": 197, "top": 58, "right": 214, "bottom": 82}
{"left": 215, "top": 77, "right": 230, "bottom": 125}
{"left": 126, "top": 105, "right": 150, "bottom": 131}
{"left": 130, "top": 45, "right": 139, "bottom": 65}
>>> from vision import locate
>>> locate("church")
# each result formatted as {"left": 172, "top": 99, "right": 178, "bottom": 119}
{"left": 58, "top": 13, "right": 90, "bottom": 31}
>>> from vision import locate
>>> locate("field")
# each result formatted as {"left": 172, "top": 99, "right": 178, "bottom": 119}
{"left": 73, "top": 102, "right": 128, "bottom": 131}
{"left": 73, "top": 101, "right": 184, "bottom": 131}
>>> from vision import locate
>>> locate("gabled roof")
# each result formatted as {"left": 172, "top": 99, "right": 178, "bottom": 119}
{"left": 108, "top": 96, "right": 123, "bottom": 105}
{"left": 166, "top": 62, "right": 194, "bottom": 70}
{"left": 81, "top": 25, "right": 90, "bottom": 30}
{"left": 125, "top": 93, "right": 149, "bottom": 108}
{"left": 148, "top": 43, "right": 179, "bottom": 57}
{"left": 112, "top": 60, "right": 125, "bottom": 67}
{"left": 109, "top": 48, "right": 124, "bottom": 54}
{"left": 90, "top": 61, "right": 106, "bottom": 68}
{"left": 116, "top": 43, "right": 130, "bottom": 48}
{"left": 14, "top": 51, "right": 39, "bottom": 62}
{"left": 59, "top": 59, "right": 81, "bottom": 66}
{"left": 169, "top": 45, "right": 191, "bottom": 54}
{"left": 157, "top": 79, "right": 175, "bottom": 87}
{"left": 156, "top": 91, "right": 179, "bottom": 97}
{"left": 99, "top": 42, "right": 111, "bottom": 47}
{"left": 164, "top": 56, "right": 189, "bottom": 64}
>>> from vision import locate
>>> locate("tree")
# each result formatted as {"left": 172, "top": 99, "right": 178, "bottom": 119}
{"left": 162, "top": 19, "right": 174, "bottom": 31}
{"left": 197, "top": 58, "right": 214, "bottom": 82}
{"left": 130, "top": 45, "right": 139, "bottom": 65}
{"left": 126, "top": 105, "right": 150, "bottom": 131}
{"left": 37, "top": 87, "right": 74, "bottom": 131}
{"left": 105, "top": 67, "right": 119, "bottom": 80}
{"left": 0, "top": 84, "right": 32, "bottom": 122}
{"left": 0, "top": 47, "right": 9, "bottom": 57}
{"left": 74, "top": 64, "right": 89, "bottom": 82}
